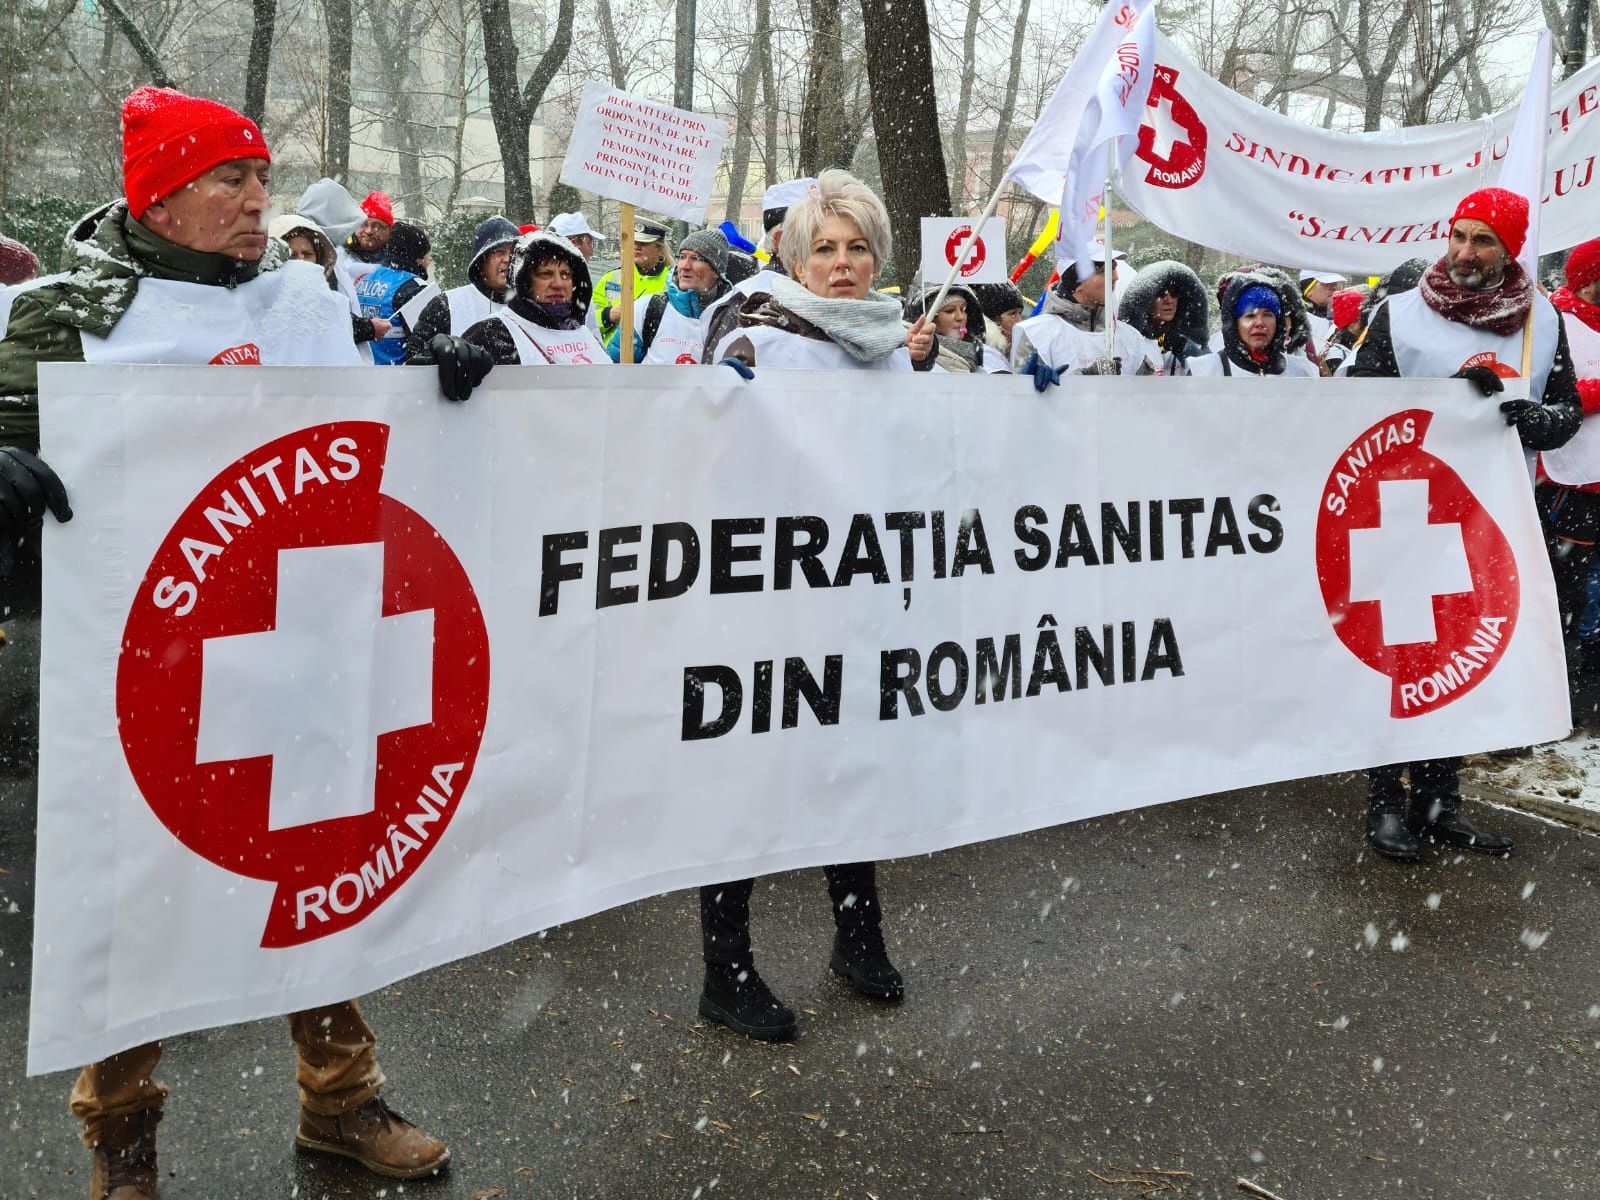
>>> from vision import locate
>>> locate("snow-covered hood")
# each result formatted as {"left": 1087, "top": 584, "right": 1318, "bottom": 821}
{"left": 508, "top": 230, "right": 593, "bottom": 322}
{"left": 1117, "top": 260, "right": 1209, "bottom": 349}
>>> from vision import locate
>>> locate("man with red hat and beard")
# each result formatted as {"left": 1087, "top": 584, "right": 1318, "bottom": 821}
{"left": 1351, "top": 186, "right": 1581, "bottom": 863}
{"left": 0, "top": 86, "right": 486, "bottom": 1198}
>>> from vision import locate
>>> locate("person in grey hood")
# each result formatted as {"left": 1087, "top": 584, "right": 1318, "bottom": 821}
{"left": 297, "top": 177, "right": 388, "bottom": 348}
{"left": 1117, "top": 260, "right": 1209, "bottom": 374}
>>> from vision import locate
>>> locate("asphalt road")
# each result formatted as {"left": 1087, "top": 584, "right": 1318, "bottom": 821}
{"left": 1, "top": 771, "right": 1595, "bottom": 1200}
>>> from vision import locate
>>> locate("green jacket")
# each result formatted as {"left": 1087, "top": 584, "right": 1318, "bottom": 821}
{"left": 0, "top": 199, "right": 285, "bottom": 451}
{"left": 591, "top": 260, "right": 670, "bottom": 344}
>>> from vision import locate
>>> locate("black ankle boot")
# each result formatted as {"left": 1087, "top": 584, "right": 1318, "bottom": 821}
{"left": 698, "top": 962, "right": 797, "bottom": 1041}
{"left": 829, "top": 929, "right": 905, "bottom": 1002}
{"left": 1409, "top": 794, "right": 1513, "bottom": 856}
{"left": 1366, "top": 767, "right": 1419, "bottom": 861}
{"left": 1367, "top": 806, "right": 1420, "bottom": 861}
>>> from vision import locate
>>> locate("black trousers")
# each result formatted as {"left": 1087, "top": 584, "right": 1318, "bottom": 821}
{"left": 699, "top": 861, "right": 879, "bottom": 967}
{"left": 1367, "top": 757, "right": 1459, "bottom": 808}
{"left": 1541, "top": 484, "right": 1600, "bottom": 635}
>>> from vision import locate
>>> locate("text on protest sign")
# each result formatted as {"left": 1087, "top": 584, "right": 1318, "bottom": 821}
{"left": 560, "top": 81, "right": 729, "bottom": 224}
{"left": 29, "top": 366, "right": 1566, "bottom": 1073}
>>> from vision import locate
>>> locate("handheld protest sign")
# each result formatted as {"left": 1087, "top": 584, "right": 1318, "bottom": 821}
{"left": 920, "top": 216, "right": 1006, "bottom": 287}
{"left": 559, "top": 81, "right": 728, "bottom": 225}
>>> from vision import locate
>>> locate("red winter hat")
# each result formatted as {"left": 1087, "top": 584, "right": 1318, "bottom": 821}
{"left": 1566, "top": 238, "right": 1600, "bottom": 292}
{"left": 361, "top": 191, "right": 394, "bottom": 225}
{"left": 518, "top": 223, "right": 540, "bottom": 235}
{"left": 1330, "top": 288, "right": 1363, "bottom": 331}
{"left": 1450, "top": 187, "right": 1529, "bottom": 260}
{"left": 0, "top": 233, "right": 39, "bottom": 286}
{"left": 121, "top": 86, "right": 269, "bottom": 221}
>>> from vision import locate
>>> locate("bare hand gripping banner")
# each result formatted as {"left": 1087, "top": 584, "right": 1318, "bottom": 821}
{"left": 28, "top": 365, "right": 1567, "bottom": 1072}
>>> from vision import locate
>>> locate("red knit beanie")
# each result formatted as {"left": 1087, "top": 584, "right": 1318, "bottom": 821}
{"left": 1566, "top": 238, "right": 1600, "bottom": 292}
{"left": 122, "top": 87, "right": 269, "bottom": 221}
{"left": 1330, "top": 288, "right": 1363, "bottom": 331}
{"left": 1450, "top": 187, "right": 1528, "bottom": 261}
{"left": 0, "top": 233, "right": 39, "bottom": 286}
{"left": 361, "top": 192, "right": 394, "bottom": 226}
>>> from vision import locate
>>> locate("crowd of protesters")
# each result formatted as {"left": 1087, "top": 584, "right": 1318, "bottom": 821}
{"left": 0, "top": 83, "right": 1592, "bottom": 1198}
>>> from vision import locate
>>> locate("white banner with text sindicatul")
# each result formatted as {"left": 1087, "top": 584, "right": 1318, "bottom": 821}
{"left": 559, "top": 80, "right": 729, "bottom": 224}
{"left": 1014, "top": 34, "right": 1600, "bottom": 274}
{"left": 29, "top": 364, "right": 1567, "bottom": 1073}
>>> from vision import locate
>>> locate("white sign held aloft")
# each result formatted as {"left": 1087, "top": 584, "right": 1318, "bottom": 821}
{"left": 919, "top": 216, "right": 1007, "bottom": 286}
{"left": 559, "top": 81, "right": 729, "bottom": 224}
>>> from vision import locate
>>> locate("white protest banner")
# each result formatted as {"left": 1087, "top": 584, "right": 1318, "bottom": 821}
{"left": 559, "top": 80, "right": 729, "bottom": 223}
{"left": 30, "top": 364, "right": 1567, "bottom": 1073}
{"left": 919, "top": 216, "right": 1007, "bottom": 285}
{"left": 1035, "top": 35, "right": 1600, "bottom": 274}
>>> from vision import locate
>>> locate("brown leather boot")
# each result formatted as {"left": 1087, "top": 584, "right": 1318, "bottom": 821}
{"left": 295, "top": 1096, "right": 449, "bottom": 1179}
{"left": 88, "top": 1108, "right": 160, "bottom": 1199}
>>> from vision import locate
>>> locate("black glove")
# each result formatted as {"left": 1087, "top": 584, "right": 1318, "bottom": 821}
{"left": 0, "top": 446, "right": 72, "bottom": 537}
{"left": 1073, "top": 356, "right": 1122, "bottom": 377}
{"left": 719, "top": 357, "right": 754, "bottom": 381}
{"left": 1499, "top": 399, "right": 1561, "bottom": 448}
{"left": 1021, "top": 351, "right": 1061, "bottom": 393}
{"left": 1453, "top": 364, "right": 1504, "bottom": 396}
{"left": 430, "top": 334, "right": 493, "bottom": 403}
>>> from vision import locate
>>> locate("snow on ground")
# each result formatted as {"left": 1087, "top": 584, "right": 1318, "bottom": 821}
{"left": 1462, "top": 732, "right": 1600, "bottom": 820}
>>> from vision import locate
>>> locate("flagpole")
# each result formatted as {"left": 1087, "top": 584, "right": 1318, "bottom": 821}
{"left": 1103, "top": 141, "right": 1117, "bottom": 366}
{"left": 927, "top": 176, "right": 1008, "bottom": 323}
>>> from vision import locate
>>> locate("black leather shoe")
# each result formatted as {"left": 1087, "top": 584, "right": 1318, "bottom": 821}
{"left": 698, "top": 964, "right": 797, "bottom": 1041}
{"left": 829, "top": 931, "right": 905, "bottom": 1002}
{"left": 1367, "top": 809, "right": 1420, "bottom": 861}
{"left": 1414, "top": 808, "right": 1514, "bottom": 856}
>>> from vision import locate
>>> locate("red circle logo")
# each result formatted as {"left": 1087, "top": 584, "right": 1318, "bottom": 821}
{"left": 676, "top": 352, "right": 699, "bottom": 364}
{"left": 944, "top": 225, "right": 987, "bottom": 278}
{"left": 1315, "top": 409, "right": 1519, "bottom": 718}
{"left": 1136, "top": 65, "right": 1207, "bottom": 190}
{"left": 116, "top": 422, "right": 491, "bottom": 947}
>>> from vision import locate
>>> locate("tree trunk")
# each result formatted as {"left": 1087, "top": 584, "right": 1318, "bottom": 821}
{"left": 723, "top": 0, "right": 767, "bottom": 224}
{"left": 325, "top": 0, "right": 353, "bottom": 183}
{"left": 798, "top": 0, "right": 854, "bottom": 173}
{"left": 243, "top": 0, "right": 277, "bottom": 126}
{"left": 1566, "top": 0, "right": 1593, "bottom": 76}
{"left": 364, "top": 1, "right": 429, "bottom": 217}
{"left": 947, "top": 0, "right": 982, "bottom": 208}
{"left": 100, "top": 0, "right": 172, "bottom": 87}
{"left": 986, "top": 0, "right": 1030, "bottom": 198}
{"left": 443, "top": 0, "right": 472, "bottom": 214}
{"left": 758, "top": 4, "right": 778, "bottom": 184}
{"left": 480, "top": 0, "right": 575, "bottom": 221}
{"left": 859, "top": 0, "right": 952, "bottom": 287}
{"left": 596, "top": 0, "right": 628, "bottom": 87}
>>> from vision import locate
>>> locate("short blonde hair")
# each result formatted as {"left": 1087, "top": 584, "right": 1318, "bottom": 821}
{"left": 780, "top": 169, "right": 893, "bottom": 284}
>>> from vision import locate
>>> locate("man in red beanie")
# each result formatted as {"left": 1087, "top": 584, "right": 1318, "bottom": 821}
{"left": 1538, "top": 237, "right": 1600, "bottom": 674}
{"left": 1351, "top": 186, "right": 1581, "bottom": 863}
{"left": 0, "top": 85, "right": 484, "bottom": 1199}
{"left": 351, "top": 190, "right": 394, "bottom": 263}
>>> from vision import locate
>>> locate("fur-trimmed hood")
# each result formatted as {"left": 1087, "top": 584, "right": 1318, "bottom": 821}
{"left": 1117, "top": 260, "right": 1209, "bottom": 352}
{"left": 508, "top": 229, "right": 593, "bottom": 322}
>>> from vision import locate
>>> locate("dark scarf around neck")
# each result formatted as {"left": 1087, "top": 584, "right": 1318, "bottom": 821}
{"left": 1418, "top": 257, "right": 1533, "bottom": 337}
